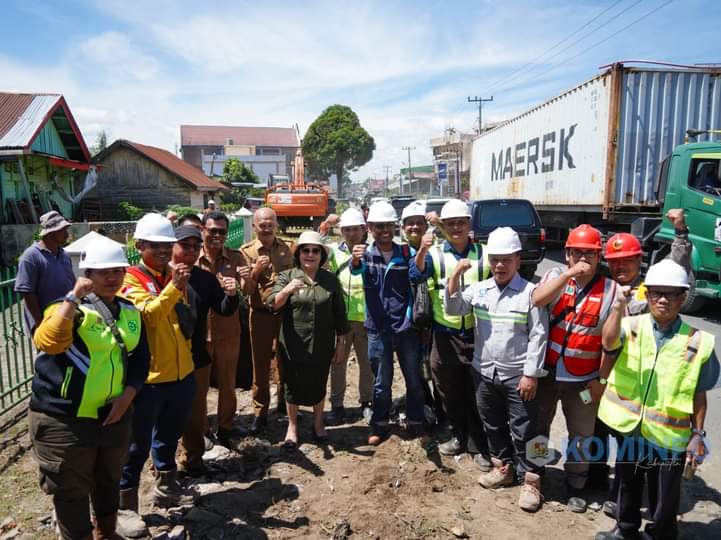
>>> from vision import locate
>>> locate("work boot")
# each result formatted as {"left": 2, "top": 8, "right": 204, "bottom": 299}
{"left": 151, "top": 469, "right": 196, "bottom": 508}
{"left": 518, "top": 472, "right": 543, "bottom": 512}
{"left": 438, "top": 437, "right": 463, "bottom": 456}
{"left": 117, "top": 488, "right": 148, "bottom": 538}
{"left": 478, "top": 458, "right": 515, "bottom": 489}
{"left": 93, "top": 513, "right": 122, "bottom": 540}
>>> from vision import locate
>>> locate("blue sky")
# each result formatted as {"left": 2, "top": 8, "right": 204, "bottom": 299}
{"left": 2, "top": 0, "right": 720, "bottom": 181}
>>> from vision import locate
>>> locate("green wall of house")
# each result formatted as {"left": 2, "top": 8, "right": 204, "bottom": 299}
{"left": 30, "top": 121, "right": 69, "bottom": 158}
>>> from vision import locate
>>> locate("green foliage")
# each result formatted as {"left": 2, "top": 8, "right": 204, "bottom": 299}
{"left": 220, "top": 202, "right": 239, "bottom": 214}
{"left": 118, "top": 201, "right": 143, "bottom": 220}
{"left": 222, "top": 158, "right": 260, "bottom": 185}
{"left": 302, "top": 105, "right": 375, "bottom": 199}
{"left": 165, "top": 204, "right": 202, "bottom": 217}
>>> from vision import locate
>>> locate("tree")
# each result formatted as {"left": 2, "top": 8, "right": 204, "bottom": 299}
{"left": 302, "top": 105, "right": 375, "bottom": 199}
{"left": 221, "top": 157, "right": 261, "bottom": 208}
{"left": 90, "top": 130, "right": 108, "bottom": 157}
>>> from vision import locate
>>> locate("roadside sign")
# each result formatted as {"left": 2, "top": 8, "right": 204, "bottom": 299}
{"left": 438, "top": 162, "right": 447, "bottom": 183}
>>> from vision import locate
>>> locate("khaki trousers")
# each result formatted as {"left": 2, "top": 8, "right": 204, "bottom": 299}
{"left": 249, "top": 309, "right": 283, "bottom": 417}
{"left": 329, "top": 320, "right": 373, "bottom": 407}
{"left": 535, "top": 375, "right": 599, "bottom": 489}
{"left": 209, "top": 338, "right": 241, "bottom": 429}
{"left": 179, "top": 364, "right": 211, "bottom": 468}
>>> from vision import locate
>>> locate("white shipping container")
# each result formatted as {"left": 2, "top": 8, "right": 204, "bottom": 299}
{"left": 470, "top": 64, "right": 721, "bottom": 217}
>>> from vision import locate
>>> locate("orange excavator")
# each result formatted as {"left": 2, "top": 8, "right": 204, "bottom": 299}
{"left": 265, "top": 147, "right": 329, "bottom": 231}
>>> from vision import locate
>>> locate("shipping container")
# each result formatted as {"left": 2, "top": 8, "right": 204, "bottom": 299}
{"left": 470, "top": 62, "right": 721, "bottom": 228}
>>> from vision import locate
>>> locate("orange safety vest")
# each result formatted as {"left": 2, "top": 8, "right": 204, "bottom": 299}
{"left": 546, "top": 275, "right": 616, "bottom": 377}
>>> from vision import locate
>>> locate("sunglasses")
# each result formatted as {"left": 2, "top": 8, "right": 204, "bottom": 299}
{"left": 146, "top": 241, "right": 174, "bottom": 250}
{"left": 206, "top": 228, "right": 227, "bottom": 236}
{"left": 301, "top": 247, "right": 322, "bottom": 255}
{"left": 569, "top": 249, "right": 599, "bottom": 259}
{"left": 647, "top": 289, "right": 685, "bottom": 301}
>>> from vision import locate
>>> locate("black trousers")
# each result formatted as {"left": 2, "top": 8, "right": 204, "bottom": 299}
{"left": 615, "top": 433, "right": 684, "bottom": 540}
{"left": 430, "top": 331, "right": 488, "bottom": 455}
{"left": 473, "top": 370, "right": 541, "bottom": 480}
{"left": 590, "top": 416, "right": 621, "bottom": 500}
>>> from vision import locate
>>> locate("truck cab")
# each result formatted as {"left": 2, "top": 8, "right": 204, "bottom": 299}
{"left": 652, "top": 141, "right": 721, "bottom": 311}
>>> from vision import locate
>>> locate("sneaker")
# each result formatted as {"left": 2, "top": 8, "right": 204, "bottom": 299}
{"left": 473, "top": 453, "right": 492, "bottom": 472}
{"left": 438, "top": 437, "right": 464, "bottom": 456}
{"left": 361, "top": 402, "right": 373, "bottom": 424}
{"left": 602, "top": 500, "right": 617, "bottom": 519}
{"left": 478, "top": 458, "right": 515, "bottom": 489}
{"left": 594, "top": 528, "right": 631, "bottom": 540}
{"left": 325, "top": 406, "right": 346, "bottom": 425}
{"left": 566, "top": 487, "right": 587, "bottom": 513}
{"left": 518, "top": 472, "right": 543, "bottom": 512}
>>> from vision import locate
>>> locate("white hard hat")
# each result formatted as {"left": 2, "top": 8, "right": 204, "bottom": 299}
{"left": 401, "top": 201, "right": 426, "bottom": 222}
{"left": 297, "top": 230, "right": 327, "bottom": 252}
{"left": 486, "top": 227, "right": 522, "bottom": 255}
{"left": 440, "top": 199, "right": 471, "bottom": 220}
{"left": 644, "top": 259, "right": 690, "bottom": 289}
{"left": 367, "top": 201, "right": 397, "bottom": 223}
{"left": 339, "top": 208, "right": 366, "bottom": 228}
{"left": 208, "top": 199, "right": 216, "bottom": 206}
{"left": 79, "top": 238, "right": 129, "bottom": 269}
{"left": 134, "top": 213, "right": 176, "bottom": 242}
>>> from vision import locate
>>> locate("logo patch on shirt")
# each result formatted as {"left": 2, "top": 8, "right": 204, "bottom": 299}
{"left": 565, "top": 284, "right": 575, "bottom": 295}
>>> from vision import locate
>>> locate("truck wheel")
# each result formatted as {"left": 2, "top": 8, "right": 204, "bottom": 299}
{"left": 681, "top": 270, "right": 707, "bottom": 314}
{"left": 520, "top": 265, "right": 537, "bottom": 281}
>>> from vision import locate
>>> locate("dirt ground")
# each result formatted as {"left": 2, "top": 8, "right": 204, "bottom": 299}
{"left": 1, "top": 356, "right": 720, "bottom": 540}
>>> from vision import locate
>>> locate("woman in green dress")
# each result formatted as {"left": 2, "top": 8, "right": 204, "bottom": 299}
{"left": 269, "top": 231, "right": 350, "bottom": 446}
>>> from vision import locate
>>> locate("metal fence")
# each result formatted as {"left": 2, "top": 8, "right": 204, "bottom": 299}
{"left": 0, "top": 217, "right": 244, "bottom": 419}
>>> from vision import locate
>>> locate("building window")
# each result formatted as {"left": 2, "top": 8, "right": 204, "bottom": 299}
{"left": 257, "top": 147, "right": 280, "bottom": 156}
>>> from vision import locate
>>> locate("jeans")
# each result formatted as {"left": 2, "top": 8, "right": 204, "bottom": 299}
{"left": 120, "top": 374, "right": 196, "bottom": 489}
{"left": 368, "top": 328, "right": 425, "bottom": 430}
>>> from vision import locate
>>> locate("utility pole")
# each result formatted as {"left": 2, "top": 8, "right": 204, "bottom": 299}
{"left": 467, "top": 96, "right": 493, "bottom": 134}
{"left": 401, "top": 146, "right": 415, "bottom": 195}
{"left": 383, "top": 165, "right": 392, "bottom": 196}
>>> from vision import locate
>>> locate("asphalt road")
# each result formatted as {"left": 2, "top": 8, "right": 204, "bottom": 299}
{"left": 536, "top": 252, "right": 721, "bottom": 493}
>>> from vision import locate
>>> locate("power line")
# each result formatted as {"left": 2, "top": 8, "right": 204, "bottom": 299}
{"left": 467, "top": 96, "right": 494, "bottom": 133}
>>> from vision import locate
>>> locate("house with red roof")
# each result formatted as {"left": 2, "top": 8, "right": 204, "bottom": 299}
{"left": 93, "top": 139, "right": 229, "bottom": 219}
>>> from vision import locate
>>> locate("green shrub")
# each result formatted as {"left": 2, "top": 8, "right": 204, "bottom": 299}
{"left": 119, "top": 201, "right": 143, "bottom": 220}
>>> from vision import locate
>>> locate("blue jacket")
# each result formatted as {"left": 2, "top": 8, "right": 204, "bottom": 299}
{"left": 352, "top": 242, "right": 414, "bottom": 334}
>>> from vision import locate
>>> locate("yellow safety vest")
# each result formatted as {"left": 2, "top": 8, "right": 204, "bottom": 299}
{"left": 598, "top": 314, "right": 715, "bottom": 452}
{"left": 330, "top": 244, "right": 366, "bottom": 322}
{"left": 429, "top": 243, "right": 489, "bottom": 330}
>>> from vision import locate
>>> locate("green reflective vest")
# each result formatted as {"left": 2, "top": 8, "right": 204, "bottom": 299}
{"left": 598, "top": 314, "right": 715, "bottom": 452}
{"left": 72, "top": 303, "right": 143, "bottom": 418}
{"left": 429, "top": 243, "right": 489, "bottom": 330}
{"left": 330, "top": 244, "right": 366, "bottom": 322}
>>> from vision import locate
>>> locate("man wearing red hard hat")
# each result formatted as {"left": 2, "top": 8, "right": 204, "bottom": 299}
{"left": 532, "top": 223, "right": 619, "bottom": 512}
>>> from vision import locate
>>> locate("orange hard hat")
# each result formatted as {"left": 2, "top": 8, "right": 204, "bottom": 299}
{"left": 565, "top": 224, "right": 602, "bottom": 250}
{"left": 605, "top": 233, "right": 642, "bottom": 259}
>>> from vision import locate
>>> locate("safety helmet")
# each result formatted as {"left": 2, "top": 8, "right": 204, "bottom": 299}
{"left": 401, "top": 201, "right": 426, "bottom": 222}
{"left": 79, "top": 238, "right": 129, "bottom": 269}
{"left": 367, "top": 201, "right": 397, "bottom": 223}
{"left": 486, "top": 227, "right": 522, "bottom": 255}
{"left": 565, "top": 224, "right": 602, "bottom": 250}
{"left": 338, "top": 208, "right": 366, "bottom": 228}
{"left": 297, "top": 230, "right": 327, "bottom": 253}
{"left": 134, "top": 213, "right": 176, "bottom": 242}
{"left": 605, "top": 233, "right": 643, "bottom": 259}
{"left": 208, "top": 199, "right": 216, "bottom": 206}
{"left": 440, "top": 199, "right": 471, "bottom": 220}
{"left": 644, "top": 259, "right": 689, "bottom": 289}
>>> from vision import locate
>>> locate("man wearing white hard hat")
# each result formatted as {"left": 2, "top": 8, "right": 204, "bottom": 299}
{"left": 351, "top": 200, "right": 426, "bottom": 445}
{"left": 29, "top": 238, "right": 150, "bottom": 540}
{"left": 410, "top": 199, "right": 491, "bottom": 469}
{"left": 326, "top": 208, "right": 374, "bottom": 424}
{"left": 595, "top": 260, "right": 719, "bottom": 540}
{"left": 445, "top": 227, "right": 549, "bottom": 512}
{"left": 119, "top": 213, "right": 197, "bottom": 515}
{"left": 400, "top": 200, "right": 427, "bottom": 250}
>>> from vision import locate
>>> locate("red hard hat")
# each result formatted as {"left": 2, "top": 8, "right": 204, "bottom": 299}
{"left": 604, "top": 233, "right": 642, "bottom": 259}
{"left": 565, "top": 224, "right": 602, "bottom": 250}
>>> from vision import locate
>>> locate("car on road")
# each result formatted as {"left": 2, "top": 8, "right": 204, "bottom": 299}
{"left": 470, "top": 198, "right": 546, "bottom": 280}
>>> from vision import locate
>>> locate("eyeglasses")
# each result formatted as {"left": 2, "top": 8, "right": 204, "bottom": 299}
{"left": 206, "top": 228, "right": 227, "bottom": 236}
{"left": 569, "top": 249, "right": 599, "bottom": 259}
{"left": 301, "top": 247, "right": 322, "bottom": 255}
{"left": 647, "top": 289, "right": 685, "bottom": 301}
{"left": 146, "top": 242, "right": 173, "bottom": 250}
{"left": 178, "top": 242, "right": 202, "bottom": 251}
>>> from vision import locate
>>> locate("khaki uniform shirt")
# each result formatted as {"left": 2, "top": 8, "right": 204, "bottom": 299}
{"left": 197, "top": 246, "right": 248, "bottom": 342}
{"left": 241, "top": 237, "right": 295, "bottom": 310}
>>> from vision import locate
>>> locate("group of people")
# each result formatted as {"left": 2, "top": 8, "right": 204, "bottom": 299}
{"left": 16, "top": 197, "right": 718, "bottom": 539}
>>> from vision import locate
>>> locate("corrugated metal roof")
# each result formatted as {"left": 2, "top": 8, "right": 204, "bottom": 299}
{"left": 102, "top": 140, "right": 229, "bottom": 191}
{"left": 0, "top": 93, "right": 61, "bottom": 149}
{"left": 180, "top": 125, "right": 299, "bottom": 148}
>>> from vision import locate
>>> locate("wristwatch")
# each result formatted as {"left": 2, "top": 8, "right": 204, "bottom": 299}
{"left": 598, "top": 377, "right": 608, "bottom": 385}
{"left": 64, "top": 292, "right": 81, "bottom": 306}
{"left": 692, "top": 428, "right": 707, "bottom": 437}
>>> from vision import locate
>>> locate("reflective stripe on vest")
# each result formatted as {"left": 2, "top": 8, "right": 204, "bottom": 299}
{"left": 75, "top": 303, "right": 142, "bottom": 418}
{"left": 332, "top": 246, "right": 366, "bottom": 322}
{"left": 597, "top": 314, "right": 715, "bottom": 452}
{"left": 545, "top": 275, "right": 615, "bottom": 376}
{"left": 430, "top": 243, "right": 489, "bottom": 330}
{"left": 473, "top": 306, "right": 528, "bottom": 325}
